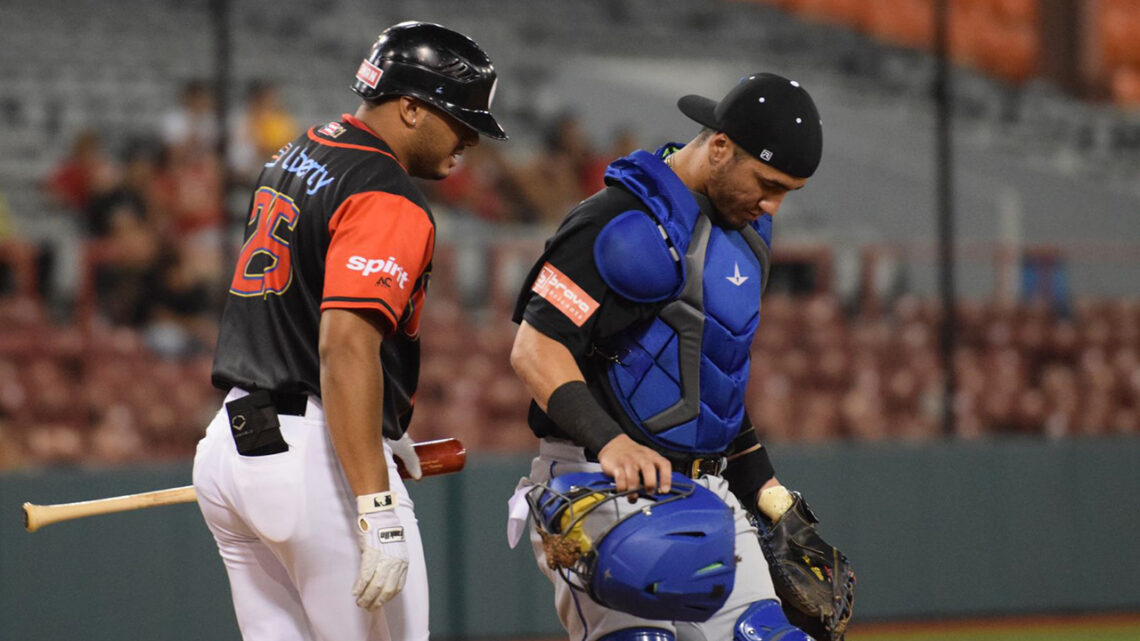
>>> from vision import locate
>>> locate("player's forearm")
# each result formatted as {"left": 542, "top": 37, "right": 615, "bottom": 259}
{"left": 323, "top": 354, "right": 389, "bottom": 496}
{"left": 509, "top": 320, "right": 586, "bottom": 411}
{"left": 510, "top": 320, "right": 624, "bottom": 452}
{"left": 320, "top": 309, "right": 390, "bottom": 496}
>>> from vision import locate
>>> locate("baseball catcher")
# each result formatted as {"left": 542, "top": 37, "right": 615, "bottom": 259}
{"left": 508, "top": 71, "right": 842, "bottom": 641}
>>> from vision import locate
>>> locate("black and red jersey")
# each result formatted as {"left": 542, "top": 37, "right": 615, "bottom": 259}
{"left": 212, "top": 114, "right": 434, "bottom": 438}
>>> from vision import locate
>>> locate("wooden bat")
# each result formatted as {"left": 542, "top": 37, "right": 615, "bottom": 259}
{"left": 22, "top": 437, "right": 465, "bottom": 533}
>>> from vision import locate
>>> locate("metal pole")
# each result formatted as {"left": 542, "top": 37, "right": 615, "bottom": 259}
{"left": 211, "top": 0, "right": 235, "bottom": 292}
{"left": 934, "top": 0, "right": 958, "bottom": 437}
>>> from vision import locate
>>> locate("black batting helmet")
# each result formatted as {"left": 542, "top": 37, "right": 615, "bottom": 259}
{"left": 352, "top": 21, "right": 507, "bottom": 140}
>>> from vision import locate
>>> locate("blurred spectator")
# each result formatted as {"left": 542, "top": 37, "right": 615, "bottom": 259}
{"left": 154, "top": 80, "right": 225, "bottom": 260}
{"left": 91, "top": 207, "right": 162, "bottom": 326}
{"left": 85, "top": 139, "right": 162, "bottom": 238}
{"left": 140, "top": 245, "right": 217, "bottom": 358}
{"left": 429, "top": 143, "right": 531, "bottom": 222}
{"left": 546, "top": 112, "right": 597, "bottom": 192}
{"left": 0, "top": 191, "right": 19, "bottom": 297}
{"left": 45, "top": 129, "right": 118, "bottom": 213}
{"left": 160, "top": 80, "right": 219, "bottom": 155}
{"left": 580, "top": 124, "right": 639, "bottom": 193}
{"left": 229, "top": 80, "right": 298, "bottom": 183}
{"left": 154, "top": 142, "right": 224, "bottom": 240}
{"left": 516, "top": 113, "right": 597, "bottom": 225}
{"left": 150, "top": 137, "right": 225, "bottom": 287}
{"left": 0, "top": 189, "right": 14, "bottom": 240}
{"left": 428, "top": 118, "right": 638, "bottom": 224}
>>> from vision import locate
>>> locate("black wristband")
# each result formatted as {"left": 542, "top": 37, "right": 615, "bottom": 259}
{"left": 545, "top": 381, "right": 625, "bottom": 454}
{"left": 722, "top": 444, "right": 776, "bottom": 512}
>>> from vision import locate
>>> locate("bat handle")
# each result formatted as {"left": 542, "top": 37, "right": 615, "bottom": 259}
{"left": 22, "top": 486, "right": 199, "bottom": 532}
{"left": 20, "top": 438, "right": 465, "bottom": 532}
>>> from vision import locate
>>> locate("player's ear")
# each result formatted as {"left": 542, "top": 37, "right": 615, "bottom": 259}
{"left": 707, "top": 132, "right": 731, "bottom": 166}
{"left": 397, "top": 96, "right": 423, "bottom": 129}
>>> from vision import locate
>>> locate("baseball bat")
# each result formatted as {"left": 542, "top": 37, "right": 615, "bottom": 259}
{"left": 22, "top": 437, "right": 465, "bottom": 533}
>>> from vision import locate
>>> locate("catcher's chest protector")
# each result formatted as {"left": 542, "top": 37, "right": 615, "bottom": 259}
{"left": 595, "top": 148, "right": 772, "bottom": 454}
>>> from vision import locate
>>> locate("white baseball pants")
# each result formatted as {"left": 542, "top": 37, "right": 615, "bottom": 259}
{"left": 193, "top": 388, "right": 428, "bottom": 641}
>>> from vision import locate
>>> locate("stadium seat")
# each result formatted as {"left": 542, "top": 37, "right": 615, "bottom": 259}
{"left": 1111, "top": 65, "right": 1140, "bottom": 106}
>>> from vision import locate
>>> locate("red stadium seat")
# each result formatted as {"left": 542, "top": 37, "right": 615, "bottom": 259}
{"left": 949, "top": 1, "right": 986, "bottom": 65}
{"left": 1111, "top": 65, "right": 1140, "bottom": 105}
{"left": 820, "top": 0, "right": 864, "bottom": 28}
{"left": 991, "top": 0, "right": 1037, "bottom": 25}
{"left": 1100, "top": 1, "right": 1140, "bottom": 68}
{"left": 980, "top": 22, "right": 1038, "bottom": 83}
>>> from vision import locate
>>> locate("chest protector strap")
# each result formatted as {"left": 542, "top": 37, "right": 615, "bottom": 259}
{"left": 596, "top": 147, "right": 772, "bottom": 455}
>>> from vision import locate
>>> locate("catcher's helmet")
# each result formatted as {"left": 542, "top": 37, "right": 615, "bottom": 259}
{"left": 352, "top": 21, "right": 507, "bottom": 140}
{"left": 528, "top": 472, "right": 737, "bottom": 622}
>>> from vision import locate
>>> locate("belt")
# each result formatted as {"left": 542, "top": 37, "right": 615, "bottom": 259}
{"left": 582, "top": 443, "right": 725, "bottom": 479}
{"left": 666, "top": 453, "right": 727, "bottom": 479}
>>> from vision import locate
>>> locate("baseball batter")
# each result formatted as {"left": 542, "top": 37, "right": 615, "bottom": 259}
{"left": 192, "top": 22, "right": 506, "bottom": 641}
{"left": 509, "top": 74, "right": 825, "bottom": 641}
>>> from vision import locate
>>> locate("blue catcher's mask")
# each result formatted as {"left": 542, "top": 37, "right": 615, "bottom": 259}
{"left": 527, "top": 471, "right": 737, "bottom": 622}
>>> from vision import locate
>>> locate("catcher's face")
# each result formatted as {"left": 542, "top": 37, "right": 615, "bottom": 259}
{"left": 706, "top": 137, "right": 807, "bottom": 229}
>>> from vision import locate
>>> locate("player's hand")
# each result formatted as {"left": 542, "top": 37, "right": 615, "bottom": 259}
{"left": 597, "top": 434, "right": 672, "bottom": 495}
{"left": 389, "top": 433, "right": 422, "bottom": 480}
{"left": 353, "top": 502, "right": 409, "bottom": 610}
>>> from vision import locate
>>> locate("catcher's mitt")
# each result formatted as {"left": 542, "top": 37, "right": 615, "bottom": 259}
{"left": 753, "top": 492, "right": 856, "bottom": 641}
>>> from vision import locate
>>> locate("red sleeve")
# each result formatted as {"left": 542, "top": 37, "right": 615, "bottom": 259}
{"left": 322, "top": 191, "right": 435, "bottom": 331}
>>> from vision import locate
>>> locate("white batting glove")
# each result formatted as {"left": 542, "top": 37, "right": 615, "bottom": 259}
{"left": 352, "top": 492, "right": 409, "bottom": 610}
{"left": 389, "top": 433, "right": 422, "bottom": 480}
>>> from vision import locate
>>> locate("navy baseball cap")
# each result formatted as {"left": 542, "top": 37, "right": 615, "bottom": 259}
{"left": 678, "top": 73, "right": 823, "bottom": 178}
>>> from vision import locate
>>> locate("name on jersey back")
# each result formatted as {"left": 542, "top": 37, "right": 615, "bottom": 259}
{"left": 266, "top": 142, "right": 336, "bottom": 196}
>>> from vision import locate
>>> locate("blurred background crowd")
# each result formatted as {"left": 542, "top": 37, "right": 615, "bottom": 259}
{"left": 0, "top": 0, "right": 1138, "bottom": 469}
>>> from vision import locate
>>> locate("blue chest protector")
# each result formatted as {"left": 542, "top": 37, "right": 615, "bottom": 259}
{"left": 594, "top": 147, "right": 772, "bottom": 455}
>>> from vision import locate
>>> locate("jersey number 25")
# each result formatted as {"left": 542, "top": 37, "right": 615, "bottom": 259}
{"left": 229, "top": 186, "right": 300, "bottom": 297}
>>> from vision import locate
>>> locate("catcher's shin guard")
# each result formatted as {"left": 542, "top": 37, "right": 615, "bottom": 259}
{"left": 599, "top": 627, "right": 674, "bottom": 641}
{"left": 734, "top": 600, "right": 812, "bottom": 641}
